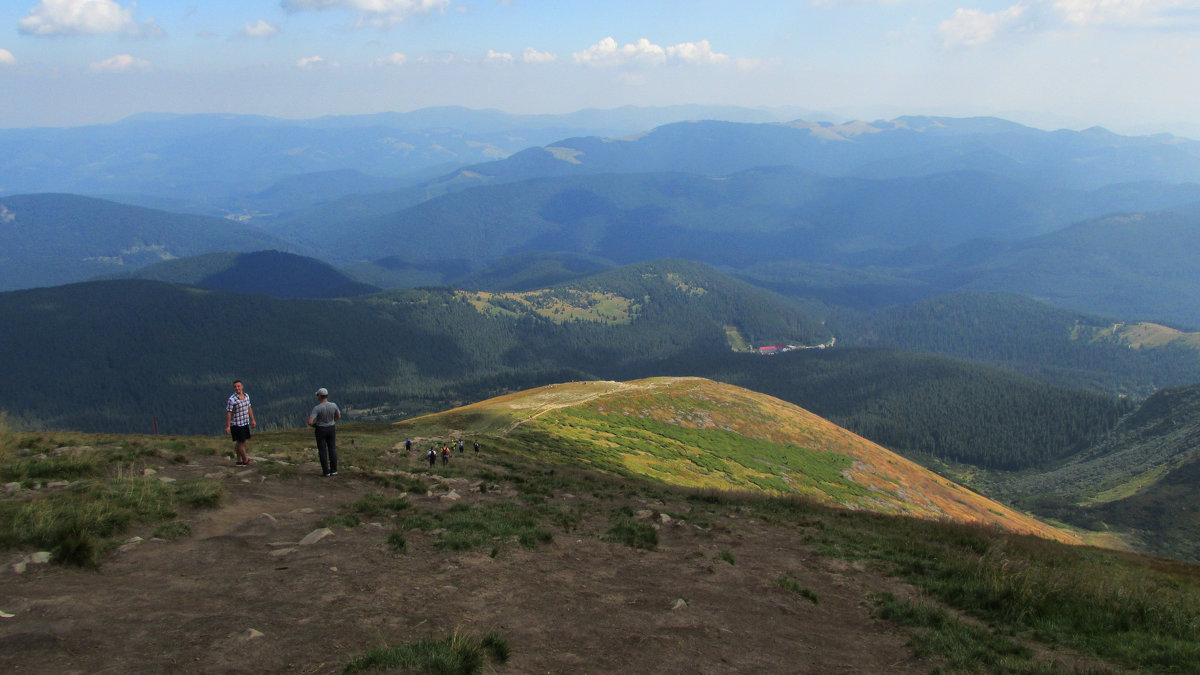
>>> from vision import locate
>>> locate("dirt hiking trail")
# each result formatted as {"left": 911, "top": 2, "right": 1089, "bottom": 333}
{"left": 0, "top": 445, "right": 942, "bottom": 674}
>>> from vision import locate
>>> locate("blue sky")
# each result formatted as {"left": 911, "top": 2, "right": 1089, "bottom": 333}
{"left": 2, "top": 0, "right": 1200, "bottom": 134}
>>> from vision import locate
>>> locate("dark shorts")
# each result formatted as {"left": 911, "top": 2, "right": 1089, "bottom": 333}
{"left": 230, "top": 425, "right": 251, "bottom": 442}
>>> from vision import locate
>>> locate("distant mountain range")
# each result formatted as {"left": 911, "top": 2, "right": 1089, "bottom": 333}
{"left": 0, "top": 105, "right": 802, "bottom": 212}
{"left": 9, "top": 111, "right": 1200, "bottom": 327}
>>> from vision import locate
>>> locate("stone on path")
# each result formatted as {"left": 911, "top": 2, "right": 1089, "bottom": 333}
{"left": 298, "top": 528, "right": 333, "bottom": 546}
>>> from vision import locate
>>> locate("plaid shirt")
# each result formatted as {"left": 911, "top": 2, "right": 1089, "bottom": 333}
{"left": 226, "top": 393, "right": 252, "bottom": 427}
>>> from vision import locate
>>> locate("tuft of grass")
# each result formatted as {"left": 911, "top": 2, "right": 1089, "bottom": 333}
{"left": 0, "top": 474, "right": 223, "bottom": 567}
{"left": 322, "top": 514, "right": 361, "bottom": 530}
{"left": 53, "top": 526, "right": 101, "bottom": 568}
{"left": 153, "top": 521, "right": 192, "bottom": 540}
{"left": 717, "top": 549, "right": 735, "bottom": 565}
{"left": 426, "top": 502, "right": 553, "bottom": 552}
{"left": 174, "top": 479, "right": 224, "bottom": 508}
{"left": 542, "top": 504, "right": 585, "bottom": 533}
{"left": 352, "top": 492, "right": 412, "bottom": 518}
{"left": 777, "top": 572, "right": 818, "bottom": 604}
{"left": 603, "top": 506, "right": 658, "bottom": 550}
{"left": 1, "top": 453, "right": 103, "bottom": 483}
{"left": 344, "top": 631, "right": 510, "bottom": 674}
{"left": 387, "top": 531, "right": 407, "bottom": 554}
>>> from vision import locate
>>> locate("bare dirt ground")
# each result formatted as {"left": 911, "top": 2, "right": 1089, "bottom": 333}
{"left": 0, "top": 448, "right": 934, "bottom": 674}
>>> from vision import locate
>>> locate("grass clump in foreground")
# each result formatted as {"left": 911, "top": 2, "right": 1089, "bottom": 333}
{"left": 0, "top": 476, "right": 224, "bottom": 567}
{"left": 604, "top": 506, "right": 658, "bottom": 550}
{"left": 399, "top": 501, "right": 553, "bottom": 552}
{"left": 872, "top": 591, "right": 1032, "bottom": 672}
{"left": 344, "top": 632, "right": 509, "bottom": 674}
{"left": 777, "top": 572, "right": 818, "bottom": 604}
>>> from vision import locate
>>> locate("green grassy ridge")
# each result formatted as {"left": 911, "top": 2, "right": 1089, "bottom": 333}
{"left": 515, "top": 407, "right": 872, "bottom": 500}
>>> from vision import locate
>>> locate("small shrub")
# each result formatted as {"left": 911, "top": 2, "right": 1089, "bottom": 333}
{"left": 718, "top": 549, "right": 735, "bottom": 565}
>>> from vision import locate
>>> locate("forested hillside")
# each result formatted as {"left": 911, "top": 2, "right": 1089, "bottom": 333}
{"left": 0, "top": 194, "right": 297, "bottom": 291}
{"left": 949, "top": 210, "right": 1200, "bottom": 327}
{"left": 671, "top": 349, "right": 1130, "bottom": 471}
{"left": 0, "top": 261, "right": 825, "bottom": 433}
{"left": 0, "top": 261, "right": 1130, "bottom": 479}
{"left": 985, "top": 383, "right": 1200, "bottom": 560}
{"left": 843, "top": 292, "right": 1200, "bottom": 396}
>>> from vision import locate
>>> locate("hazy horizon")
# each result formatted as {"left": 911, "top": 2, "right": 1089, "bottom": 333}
{"left": 4, "top": 1, "right": 1200, "bottom": 136}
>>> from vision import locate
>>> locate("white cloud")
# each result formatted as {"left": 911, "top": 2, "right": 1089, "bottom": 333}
{"left": 573, "top": 37, "right": 733, "bottom": 67}
{"left": 667, "top": 40, "right": 730, "bottom": 65}
{"left": 88, "top": 53, "right": 150, "bottom": 72}
{"left": 280, "top": 0, "right": 451, "bottom": 28}
{"left": 19, "top": 0, "right": 163, "bottom": 37}
{"left": 375, "top": 51, "right": 407, "bottom": 66}
{"left": 575, "top": 37, "right": 667, "bottom": 67}
{"left": 522, "top": 47, "right": 557, "bottom": 63}
{"left": 239, "top": 19, "right": 281, "bottom": 39}
{"left": 939, "top": 3, "right": 1032, "bottom": 47}
{"left": 0, "top": 49, "right": 15, "bottom": 66}
{"left": 940, "top": 0, "right": 1200, "bottom": 48}
{"left": 486, "top": 49, "right": 515, "bottom": 64}
{"left": 1052, "top": 0, "right": 1192, "bottom": 27}
{"left": 296, "top": 55, "right": 328, "bottom": 69}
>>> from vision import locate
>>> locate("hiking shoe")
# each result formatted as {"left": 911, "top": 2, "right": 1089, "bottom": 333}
{"left": 329, "top": 471, "right": 338, "bottom": 476}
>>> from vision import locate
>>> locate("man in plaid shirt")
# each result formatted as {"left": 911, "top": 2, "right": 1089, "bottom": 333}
{"left": 224, "top": 380, "right": 256, "bottom": 466}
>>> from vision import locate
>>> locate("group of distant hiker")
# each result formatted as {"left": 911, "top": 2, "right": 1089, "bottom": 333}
{"left": 420, "top": 438, "right": 481, "bottom": 467}
{"left": 225, "top": 380, "right": 482, "bottom": 477}
{"left": 224, "top": 380, "right": 342, "bottom": 477}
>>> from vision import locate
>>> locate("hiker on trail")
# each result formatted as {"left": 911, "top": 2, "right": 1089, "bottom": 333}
{"left": 473, "top": 440, "right": 480, "bottom": 454}
{"left": 457, "top": 439, "right": 464, "bottom": 453}
{"left": 307, "top": 387, "right": 342, "bottom": 477}
{"left": 224, "top": 380, "right": 256, "bottom": 466}
{"left": 405, "top": 438, "right": 412, "bottom": 453}
{"left": 427, "top": 447, "right": 436, "bottom": 467}
{"left": 441, "top": 445, "right": 450, "bottom": 466}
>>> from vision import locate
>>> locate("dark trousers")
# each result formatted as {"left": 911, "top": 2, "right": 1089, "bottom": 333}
{"left": 315, "top": 425, "right": 337, "bottom": 474}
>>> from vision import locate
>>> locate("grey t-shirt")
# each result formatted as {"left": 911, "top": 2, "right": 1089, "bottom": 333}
{"left": 309, "top": 401, "right": 341, "bottom": 427}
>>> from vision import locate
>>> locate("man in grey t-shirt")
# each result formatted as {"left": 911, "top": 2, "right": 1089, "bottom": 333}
{"left": 308, "top": 387, "right": 342, "bottom": 477}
